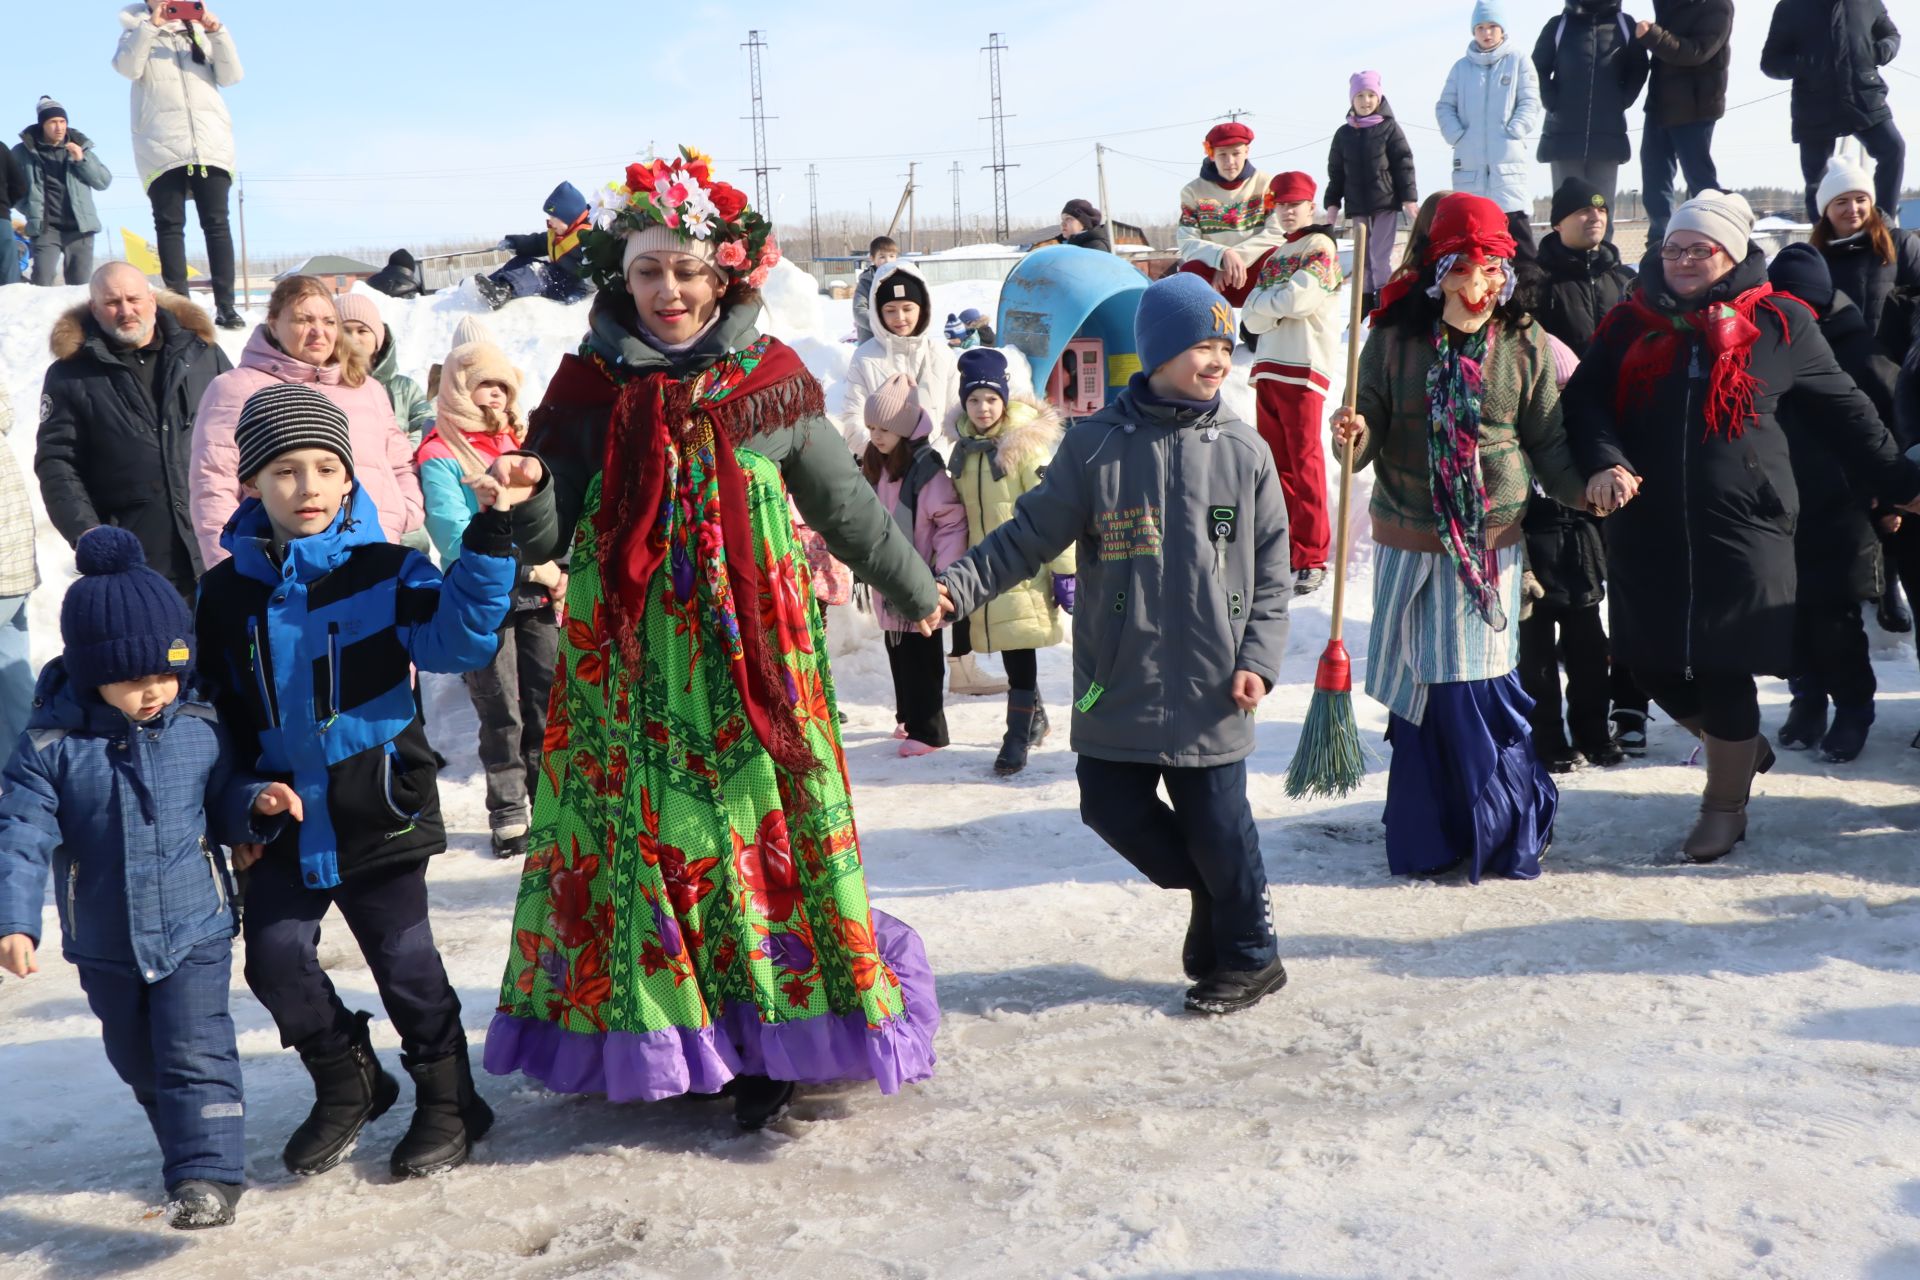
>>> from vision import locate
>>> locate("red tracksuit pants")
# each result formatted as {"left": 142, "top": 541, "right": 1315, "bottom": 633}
{"left": 1253, "top": 370, "right": 1330, "bottom": 572}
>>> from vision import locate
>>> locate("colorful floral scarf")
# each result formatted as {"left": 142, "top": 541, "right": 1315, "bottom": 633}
{"left": 542, "top": 334, "right": 825, "bottom": 777}
{"left": 1426, "top": 321, "right": 1506, "bottom": 630}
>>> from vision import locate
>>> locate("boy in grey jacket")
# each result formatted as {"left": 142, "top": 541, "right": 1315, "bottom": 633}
{"left": 937, "top": 273, "right": 1292, "bottom": 1014}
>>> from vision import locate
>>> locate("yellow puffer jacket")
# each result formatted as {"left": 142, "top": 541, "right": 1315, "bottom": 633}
{"left": 947, "top": 397, "right": 1075, "bottom": 652}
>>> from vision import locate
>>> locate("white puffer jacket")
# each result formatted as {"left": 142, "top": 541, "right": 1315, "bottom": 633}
{"left": 113, "top": 4, "right": 243, "bottom": 189}
{"left": 839, "top": 259, "right": 961, "bottom": 449}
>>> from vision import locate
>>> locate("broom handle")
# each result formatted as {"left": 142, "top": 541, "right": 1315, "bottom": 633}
{"left": 1327, "top": 219, "right": 1367, "bottom": 645}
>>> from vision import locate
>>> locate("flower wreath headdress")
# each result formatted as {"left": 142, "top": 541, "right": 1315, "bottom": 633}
{"left": 578, "top": 145, "right": 781, "bottom": 293}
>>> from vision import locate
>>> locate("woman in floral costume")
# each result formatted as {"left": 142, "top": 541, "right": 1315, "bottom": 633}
{"left": 483, "top": 149, "right": 943, "bottom": 1130}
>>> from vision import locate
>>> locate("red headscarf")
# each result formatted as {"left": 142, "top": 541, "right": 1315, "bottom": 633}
{"left": 1370, "top": 192, "right": 1516, "bottom": 321}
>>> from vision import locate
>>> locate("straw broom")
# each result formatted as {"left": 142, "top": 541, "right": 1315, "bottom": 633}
{"left": 1284, "top": 219, "right": 1371, "bottom": 800}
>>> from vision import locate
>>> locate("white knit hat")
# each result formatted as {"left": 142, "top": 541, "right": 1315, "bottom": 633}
{"left": 1667, "top": 190, "right": 1754, "bottom": 263}
{"left": 1814, "top": 155, "right": 1875, "bottom": 220}
{"left": 621, "top": 225, "right": 719, "bottom": 277}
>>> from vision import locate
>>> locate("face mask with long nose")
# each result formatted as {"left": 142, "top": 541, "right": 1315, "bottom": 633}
{"left": 1438, "top": 257, "right": 1509, "bottom": 333}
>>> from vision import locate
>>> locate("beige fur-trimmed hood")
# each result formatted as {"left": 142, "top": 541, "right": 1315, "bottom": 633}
{"left": 945, "top": 394, "right": 1064, "bottom": 473}
{"left": 49, "top": 291, "right": 214, "bottom": 361}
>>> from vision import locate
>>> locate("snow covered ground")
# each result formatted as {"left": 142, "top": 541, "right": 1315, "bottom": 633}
{"left": 4, "top": 270, "right": 1920, "bottom": 1280}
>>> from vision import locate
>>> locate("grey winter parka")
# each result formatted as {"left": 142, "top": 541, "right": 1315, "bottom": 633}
{"left": 11, "top": 126, "right": 112, "bottom": 236}
{"left": 939, "top": 377, "right": 1291, "bottom": 768}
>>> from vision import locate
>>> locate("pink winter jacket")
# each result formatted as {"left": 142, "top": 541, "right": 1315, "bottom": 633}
{"left": 868, "top": 409, "right": 967, "bottom": 633}
{"left": 189, "top": 327, "right": 426, "bottom": 566}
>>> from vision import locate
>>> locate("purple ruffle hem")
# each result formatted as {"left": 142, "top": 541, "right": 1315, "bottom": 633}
{"left": 483, "top": 910, "right": 940, "bottom": 1103}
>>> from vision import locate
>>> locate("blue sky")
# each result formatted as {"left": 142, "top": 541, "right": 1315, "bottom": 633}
{"left": 20, "top": 1, "right": 1868, "bottom": 259}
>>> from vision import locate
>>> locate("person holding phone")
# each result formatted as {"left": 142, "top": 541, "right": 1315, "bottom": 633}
{"left": 113, "top": 2, "right": 245, "bottom": 329}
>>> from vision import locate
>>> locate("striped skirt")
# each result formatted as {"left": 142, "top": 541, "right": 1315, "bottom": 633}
{"left": 1366, "top": 544, "right": 1523, "bottom": 726}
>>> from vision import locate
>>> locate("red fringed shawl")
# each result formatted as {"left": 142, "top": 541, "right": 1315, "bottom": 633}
{"left": 542, "top": 336, "right": 826, "bottom": 777}
{"left": 1611, "top": 282, "right": 1795, "bottom": 442}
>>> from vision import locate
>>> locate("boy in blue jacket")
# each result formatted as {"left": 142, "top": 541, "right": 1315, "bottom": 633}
{"left": 194, "top": 383, "right": 519, "bottom": 1182}
{"left": 0, "top": 527, "right": 296, "bottom": 1229}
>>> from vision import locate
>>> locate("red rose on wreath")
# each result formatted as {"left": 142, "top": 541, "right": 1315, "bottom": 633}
{"left": 625, "top": 163, "right": 652, "bottom": 194}
{"left": 709, "top": 183, "right": 748, "bottom": 221}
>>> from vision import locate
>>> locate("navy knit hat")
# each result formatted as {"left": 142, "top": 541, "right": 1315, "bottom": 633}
{"left": 235, "top": 384, "right": 354, "bottom": 482}
{"left": 1767, "top": 242, "right": 1835, "bottom": 314}
{"left": 36, "top": 97, "right": 66, "bottom": 127}
{"left": 944, "top": 313, "right": 968, "bottom": 341}
{"left": 1135, "top": 272, "right": 1236, "bottom": 375}
{"left": 958, "top": 347, "right": 1011, "bottom": 402}
{"left": 61, "top": 528, "right": 194, "bottom": 691}
{"left": 544, "top": 181, "right": 588, "bottom": 226}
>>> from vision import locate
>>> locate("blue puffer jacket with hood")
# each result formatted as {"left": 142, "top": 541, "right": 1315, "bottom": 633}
{"left": 0, "top": 661, "right": 274, "bottom": 982}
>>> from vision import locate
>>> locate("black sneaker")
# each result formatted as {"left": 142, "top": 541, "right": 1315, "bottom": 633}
{"left": 1577, "top": 737, "right": 1626, "bottom": 768}
{"left": 1778, "top": 695, "right": 1828, "bottom": 751}
{"left": 1293, "top": 568, "right": 1328, "bottom": 596}
{"left": 1877, "top": 584, "right": 1912, "bottom": 634}
{"left": 492, "top": 831, "right": 529, "bottom": 858}
{"left": 214, "top": 309, "right": 247, "bottom": 330}
{"left": 1184, "top": 956, "right": 1289, "bottom": 1015}
{"left": 1610, "top": 709, "right": 1648, "bottom": 757}
{"left": 1536, "top": 735, "right": 1579, "bottom": 774}
{"left": 732, "top": 1074, "right": 795, "bottom": 1131}
{"left": 167, "top": 1180, "right": 241, "bottom": 1230}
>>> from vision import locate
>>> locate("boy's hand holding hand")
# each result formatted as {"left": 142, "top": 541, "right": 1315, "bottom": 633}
{"left": 916, "top": 582, "right": 956, "bottom": 636}
{"left": 254, "top": 782, "right": 302, "bottom": 822}
{"left": 1231, "top": 671, "right": 1268, "bottom": 712}
{"left": 0, "top": 933, "right": 36, "bottom": 978}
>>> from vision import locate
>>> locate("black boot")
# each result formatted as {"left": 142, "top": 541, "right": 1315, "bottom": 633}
{"left": 1610, "top": 708, "right": 1649, "bottom": 757}
{"left": 1820, "top": 703, "right": 1875, "bottom": 764}
{"left": 213, "top": 308, "right": 246, "bottom": 331}
{"left": 1182, "top": 888, "right": 1215, "bottom": 982}
{"left": 1184, "top": 955, "right": 1289, "bottom": 1015}
{"left": 390, "top": 1043, "right": 494, "bottom": 1179}
{"left": 283, "top": 1010, "right": 400, "bottom": 1176}
{"left": 1534, "top": 727, "right": 1578, "bottom": 774}
{"left": 1877, "top": 576, "right": 1912, "bottom": 633}
{"left": 167, "top": 1180, "right": 241, "bottom": 1230}
{"left": 472, "top": 273, "right": 513, "bottom": 311}
{"left": 1778, "top": 682, "right": 1828, "bottom": 751}
{"left": 733, "top": 1074, "right": 796, "bottom": 1131}
{"left": 994, "top": 690, "right": 1045, "bottom": 776}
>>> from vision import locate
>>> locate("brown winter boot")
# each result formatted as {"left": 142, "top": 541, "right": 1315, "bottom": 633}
{"left": 1684, "top": 734, "right": 1772, "bottom": 863}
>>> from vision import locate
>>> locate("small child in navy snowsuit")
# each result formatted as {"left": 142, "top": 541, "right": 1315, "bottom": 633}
{"left": 0, "top": 527, "right": 294, "bottom": 1230}
{"left": 938, "top": 273, "right": 1293, "bottom": 1015}
{"left": 475, "top": 181, "right": 594, "bottom": 309}
{"left": 194, "top": 384, "right": 519, "bottom": 1183}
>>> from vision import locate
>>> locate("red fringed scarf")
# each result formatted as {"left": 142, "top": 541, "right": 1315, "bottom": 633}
{"left": 543, "top": 337, "right": 826, "bottom": 778}
{"left": 1612, "top": 282, "right": 1794, "bottom": 442}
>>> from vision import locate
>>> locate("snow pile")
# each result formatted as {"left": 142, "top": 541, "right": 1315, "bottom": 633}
{"left": 2, "top": 275, "right": 1919, "bottom": 1279}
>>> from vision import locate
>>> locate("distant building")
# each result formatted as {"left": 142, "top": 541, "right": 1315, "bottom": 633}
{"left": 275, "top": 255, "right": 383, "bottom": 292}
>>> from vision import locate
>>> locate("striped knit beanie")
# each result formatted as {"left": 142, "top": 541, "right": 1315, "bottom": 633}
{"left": 235, "top": 384, "right": 355, "bottom": 481}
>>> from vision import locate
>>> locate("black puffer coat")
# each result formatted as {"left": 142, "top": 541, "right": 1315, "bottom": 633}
{"left": 1815, "top": 228, "right": 1920, "bottom": 359}
{"left": 1325, "top": 99, "right": 1418, "bottom": 218}
{"left": 1523, "top": 492, "right": 1608, "bottom": 610}
{"left": 1533, "top": 1, "right": 1652, "bottom": 164}
{"left": 1564, "top": 248, "right": 1920, "bottom": 675}
{"left": 366, "top": 248, "right": 427, "bottom": 299}
{"left": 1780, "top": 293, "right": 1904, "bottom": 606}
{"left": 1639, "top": 0, "right": 1734, "bottom": 126}
{"left": 1761, "top": 0, "right": 1902, "bottom": 144}
{"left": 1535, "top": 233, "right": 1637, "bottom": 352}
{"left": 35, "top": 295, "right": 230, "bottom": 594}
{"left": 1066, "top": 226, "right": 1113, "bottom": 253}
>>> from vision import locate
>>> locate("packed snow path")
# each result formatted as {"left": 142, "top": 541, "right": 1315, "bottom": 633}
{"left": 2, "top": 273, "right": 1919, "bottom": 1279}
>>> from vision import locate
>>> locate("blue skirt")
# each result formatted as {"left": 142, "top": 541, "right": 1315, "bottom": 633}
{"left": 1383, "top": 672, "right": 1557, "bottom": 883}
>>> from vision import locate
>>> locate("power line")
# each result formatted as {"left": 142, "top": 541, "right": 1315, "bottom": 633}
{"left": 981, "top": 33, "right": 1016, "bottom": 240}
{"left": 742, "top": 30, "right": 779, "bottom": 215}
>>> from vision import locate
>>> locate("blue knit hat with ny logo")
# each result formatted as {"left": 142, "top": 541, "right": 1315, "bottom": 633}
{"left": 1134, "top": 272, "right": 1236, "bottom": 375}
{"left": 60, "top": 527, "right": 194, "bottom": 691}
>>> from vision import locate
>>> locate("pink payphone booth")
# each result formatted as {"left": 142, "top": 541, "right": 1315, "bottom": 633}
{"left": 1047, "top": 338, "right": 1107, "bottom": 417}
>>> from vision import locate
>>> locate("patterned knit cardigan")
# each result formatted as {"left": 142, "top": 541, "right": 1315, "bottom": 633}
{"left": 1352, "top": 318, "right": 1588, "bottom": 553}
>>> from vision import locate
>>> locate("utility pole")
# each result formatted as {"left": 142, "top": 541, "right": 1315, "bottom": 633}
{"left": 980, "top": 33, "right": 1016, "bottom": 241}
{"left": 806, "top": 164, "right": 821, "bottom": 262}
{"left": 950, "top": 160, "right": 963, "bottom": 249}
{"left": 903, "top": 162, "right": 918, "bottom": 255}
{"left": 1223, "top": 107, "right": 1249, "bottom": 123}
{"left": 1095, "top": 143, "right": 1113, "bottom": 250}
{"left": 741, "top": 31, "right": 778, "bottom": 214}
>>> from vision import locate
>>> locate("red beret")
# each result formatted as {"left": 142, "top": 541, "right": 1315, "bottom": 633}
{"left": 1204, "top": 122, "right": 1255, "bottom": 152}
{"left": 1267, "top": 171, "right": 1317, "bottom": 206}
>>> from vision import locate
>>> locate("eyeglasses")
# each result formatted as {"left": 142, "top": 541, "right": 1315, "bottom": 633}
{"left": 1659, "top": 243, "right": 1723, "bottom": 263}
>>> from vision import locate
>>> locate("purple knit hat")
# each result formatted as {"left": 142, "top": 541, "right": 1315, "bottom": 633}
{"left": 1350, "top": 71, "right": 1383, "bottom": 99}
